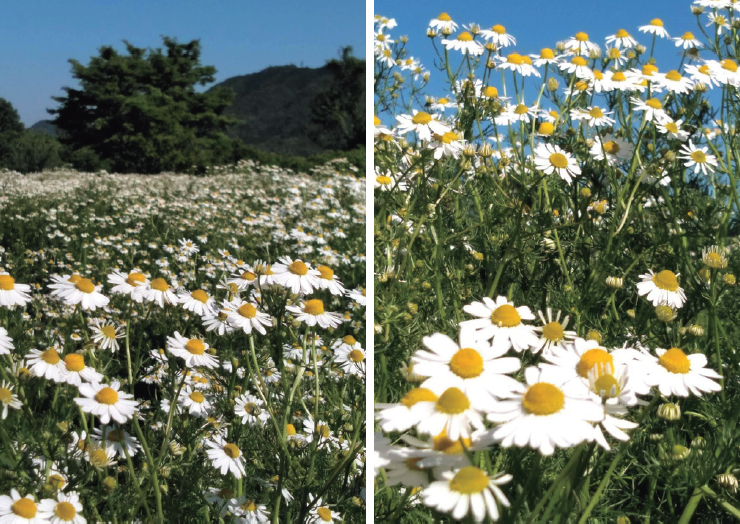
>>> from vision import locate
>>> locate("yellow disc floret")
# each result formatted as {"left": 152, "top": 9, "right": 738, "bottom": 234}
{"left": 652, "top": 270, "right": 679, "bottom": 291}
{"left": 577, "top": 348, "right": 613, "bottom": 377}
{"left": 522, "top": 382, "right": 565, "bottom": 415}
{"left": 436, "top": 387, "right": 470, "bottom": 414}
{"left": 450, "top": 466, "right": 490, "bottom": 494}
{"left": 491, "top": 304, "right": 521, "bottom": 327}
{"left": 449, "top": 348, "right": 484, "bottom": 379}
{"left": 659, "top": 347, "right": 691, "bottom": 374}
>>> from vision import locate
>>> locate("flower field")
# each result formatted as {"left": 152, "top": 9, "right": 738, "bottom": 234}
{"left": 0, "top": 159, "right": 366, "bottom": 522}
{"left": 375, "top": 3, "right": 740, "bottom": 523}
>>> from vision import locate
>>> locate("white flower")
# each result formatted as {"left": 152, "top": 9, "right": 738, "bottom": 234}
{"left": 0, "top": 273, "right": 32, "bottom": 308}
{"left": 270, "top": 257, "right": 321, "bottom": 295}
{"left": 0, "top": 489, "right": 54, "bottom": 523}
{"left": 532, "top": 143, "right": 581, "bottom": 184}
{"left": 59, "top": 353, "right": 103, "bottom": 387}
{"left": 637, "top": 269, "right": 686, "bottom": 308}
{"left": 630, "top": 97, "right": 671, "bottom": 124}
{"left": 90, "top": 321, "right": 123, "bottom": 352}
{"left": 640, "top": 347, "right": 722, "bottom": 397}
{"left": 56, "top": 277, "right": 109, "bottom": 311}
{"left": 234, "top": 393, "right": 269, "bottom": 425}
{"left": 0, "top": 381, "right": 22, "bottom": 419}
{"left": 224, "top": 299, "right": 272, "bottom": 335}
{"left": 395, "top": 110, "right": 450, "bottom": 142}
{"left": 605, "top": 29, "right": 638, "bottom": 49}
{"left": 38, "top": 491, "right": 86, "bottom": 524}
{"left": 107, "top": 270, "right": 149, "bottom": 303}
{"left": 206, "top": 436, "right": 246, "bottom": 479}
{"left": 286, "top": 299, "right": 344, "bottom": 329}
{"left": 441, "top": 32, "right": 484, "bottom": 56}
{"left": 460, "top": 296, "right": 539, "bottom": 352}
{"left": 178, "top": 289, "right": 216, "bottom": 316}
{"left": 429, "top": 12, "right": 458, "bottom": 32}
{"left": 144, "top": 278, "right": 179, "bottom": 307}
{"left": 26, "top": 347, "right": 67, "bottom": 383}
{"left": 589, "top": 134, "right": 634, "bottom": 165}
{"left": 90, "top": 426, "right": 141, "bottom": 459}
{"left": 422, "top": 467, "right": 512, "bottom": 522}
{"left": 166, "top": 332, "right": 219, "bottom": 369}
{"left": 639, "top": 18, "right": 669, "bottom": 39}
{"left": 410, "top": 386, "right": 485, "bottom": 441}
{"left": 375, "top": 387, "right": 441, "bottom": 432}
{"left": 678, "top": 140, "right": 718, "bottom": 176}
{"left": 479, "top": 24, "right": 516, "bottom": 47}
{"left": 0, "top": 327, "right": 14, "bottom": 355}
{"left": 74, "top": 380, "right": 138, "bottom": 425}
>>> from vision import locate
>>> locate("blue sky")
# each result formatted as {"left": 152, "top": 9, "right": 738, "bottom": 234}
{"left": 374, "top": 0, "right": 707, "bottom": 112}
{"left": 0, "top": 0, "right": 365, "bottom": 126}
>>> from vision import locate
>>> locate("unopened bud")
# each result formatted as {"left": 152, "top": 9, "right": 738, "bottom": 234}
{"left": 688, "top": 324, "right": 704, "bottom": 337}
{"left": 723, "top": 273, "right": 736, "bottom": 285}
{"left": 655, "top": 305, "right": 676, "bottom": 322}
{"left": 102, "top": 476, "right": 117, "bottom": 493}
{"left": 657, "top": 402, "right": 681, "bottom": 421}
{"left": 547, "top": 78, "right": 560, "bottom": 92}
{"left": 718, "top": 473, "right": 739, "bottom": 493}
{"left": 586, "top": 330, "right": 602, "bottom": 343}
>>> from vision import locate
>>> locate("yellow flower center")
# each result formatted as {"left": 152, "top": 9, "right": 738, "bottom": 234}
{"left": 288, "top": 261, "right": 309, "bottom": 276}
{"left": 237, "top": 303, "right": 257, "bottom": 319}
{"left": 659, "top": 347, "right": 691, "bottom": 374}
{"left": 577, "top": 348, "right": 613, "bottom": 377}
{"left": 189, "top": 290, "right": 208, "bottom": 303}
{"left": 150, "top": 278, "right": 169, "bottom": 292}
{"left": 506, "top": 53, "right": 524, "bottom": 65}
{"left": 223, "top": 443, "right": 240, "bottom": 458}
{"left": 89, "top": 448, "right": 109, "bottom": 467}
{"left": 64, "top": 354, "right": 85, "bottom": 372}
{"left": 539, "top": 122, "right": 554, "bottom": 135}
{"left": 722, "top": 59, "right": 738, "bottom": 72}
{"left": 401, "top": 387, "right": 438, "bottom": 407}
{"left": 665, "top": 70, "right": 682, "bottom": 82}
{"left": 653, "top": 270, "right": 679, "bottom": 291}
{"left": 593, "top": 70, "right": 604, "bottom": 80}
{"left": 538, "top": 48, "right": 554, "bottom": 59}
{"left": 681, "top": 31, "right": 695, "bottom": 41}
{"left": 491, "top": 304, "right": 521, "bottom": 327}
{"left": 513, "top": 104, "right": 528, "bottom": 115}
{"left": 612, "top": 71, "right": 627, "bottom": 82}
{"left": 450, "top": 466, "right": 490, "bottom": 494}
{"left": 317, "top": 266, "right": 334, "bottom": 280}
{"left": 593, "top": 373, "right": 621, "bottom": 398}
{"left": 449, "top": 348, "right": 484, "bottom": 379}
{"left": 608, "top": 48, "right": 621, "bottom": 60}
{"left": 699, "top": 64, "right": 711, "bottom": 75}
{"left": 575, "top": 80, "right": 589, "bottom": 91}
{"left": 75, "top": 278, "right": 95, "bottom": 294}
{"left": 457, "top": 31, "right": 473, "bottom": 42}
{"left": 645, "top": 98, "right": 662, "bottom": 110}
{"left": 586, "top": 107, "right": 604, "bottom": 119}
{"left": 575, "top": 32, "right": 589, "bottom": 42}
{"left": 440, "top": 131, "right": 458, "bottom": 144}
{"left": 604, "top": 141, "right": 620, "bottom": 154}
{"left": 437, "top": 12, "right": 451, "bottom": 22}
{"left": 522, "top": 382, "right": 565, "bottom": 415}
{"left": 706, "top": 252, "right": 723, "bottom": 266}
{"left": 492, "top": 24, "right": 506, "bottom": 34}
{"left": 348, "top": 349, "right": 365, "bottom": 363}
{"left": 317, "top": 424, "right": 331, "bottom": 438}
{"left": 435, "top": 387, "right": 470, "bottom": 414}
{"left": 376, "top": 175, "right": 392, "bottom": 186}
{"left": 95, "top": 387, "right": 119, "bottom": 405}
{"left": 643, "top": 64, "right": 658, "bottom": 76}
{"left": 242, "top": 500, "right": 257, "bottom": 512}
{"left": 571, "top": 56, "right": 588, "bottom": 67}
{"left": 0, "top": 388, "right": 11, "bottom": 403}
{"left": 100, "top": 325, "right": 117, "bottom": 339}
{"left": 12, "top": 498, "right": 37, "bottom": 518}
{"left": 433, "top": 430, "right": 472, "bottom": 454}
{"left": 189, "top": 391, "right": 205, "bottom": 403}
{"left": 374, "top": 116, "right": 381, "bottom": 126}
{"left": 542, "top": 321, "right": 565, "bottom": 342}
{"left": 304, "top": 299, "right": 325, "bottom": 315}
{"left": 0, "top": 275, "right": 15, "bottom": 290}
{"left": 411, "top": 111, "right": 432, "bottom": 125}
{"left": 317, "top": 507, "right": 333, "bottom": 521}
{"left": 41, "top": 348, "right": 61, "bottom": 364}
{"left": 691, "top": 150, "right": 708, "bottom": 163}
{"left": 651, "top": 18, "right": 664, "bottom": 27}
{"left": 342, "top": 335, "right": 357, "bottom": 345}
{"left": 484, "top": 86, "right": 498, "bottom": 98}
{"left": 286, "top": 423, "right": 296, "bottom": 436}
{"left": 185, "top": 339, "right": 206, "bottom": 355}
{"left": 616, "top": 29, "right": 630, "bottom": 38}
{"left": 663, "top": 122, "right": 678, "bottom": 134}
{"left": 54, "top": 501, "right": 77, "bottom": 520}
{"left": 126, "top": 272, "right": 146, "bottom": 286}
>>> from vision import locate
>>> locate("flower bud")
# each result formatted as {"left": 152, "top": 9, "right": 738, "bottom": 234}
{"left": 723, "top": 273, "right": 736, "bottom": 285}
{"left": 627, "top": 309, "right": 636, "bottom": 318}
{"left": 718, "top": 473, "right": 739, "bottom": 493}
{"left": 691, "top": 6, "right": 704, "bottom": 14}
{"left": 580, "top": 187, "right": 592, "bottom": 198}
{"left": 102, "top": 476, "right": 117, "bottom": 493}
{"left": 605, "top": 276, "right": 623, "bottom": 289}
{"left": 657, "top": 402, "right": 681, "bottom": 421}
{"left": 688, "top": 324, "right": 704, "bottom": 337}
{"left": 655, "top": 305, "right": 676, "bottom": 322}
{"left": 547, "top": 78, "right": 560, "bottom": 92}
{"left": 586, "top": 330, "right": 602, "bottom": 343}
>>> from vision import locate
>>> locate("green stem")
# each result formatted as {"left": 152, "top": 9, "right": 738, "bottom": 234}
{"left": 677, "top": 487, "right": 703, "bottom": 524}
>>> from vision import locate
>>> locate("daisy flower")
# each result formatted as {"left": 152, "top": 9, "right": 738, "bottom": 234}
{"left": 657, "top": 70, "right": 693, "bottom": 94}
{"left": 460, "top": 296, "right": 539, "bottom": 351}
{"left": 411, "top": 331, "right": 522, "bottom": 410}
{"left": 422, "top": 466, "right": 512, "bottom": 522}
{"left": 225, "top": 299, "right": 272, "bottom": 335}
{"left": 479, "top": 24, "right": 516, "bottom": 47}
{"left": 411, "top": 386, "right": 485, "bottom": 441}
{"left": 639, "top": 18, "right": 669, "bottom": 38}
{"left": 562, "top": 32, "right": 600, "bottom": 55}
{"left": 657, "top": 119, "right": 689, "bottom": 141}
{"left": 26, "top": 347, "right": 67, "bottom": 383}
{"left": 334, "top": 344, "right": 365, "bottom": 376}
{"left": 589, "top": 134, "right": 634, "bottom": 165}
{"left": 531, "top": 48, "right": 559, "bottom": 67}
{"left": 0, "top": 273, "right": 32, "bottom": 308}
{"left": 60, "top": 353, "right": 103, "bottom": 387}
{"left": 178, "top": 289, "right": 216, "bottom": 316}
{"left": 602, "top": 70, "right": 644, "bottom": 93}
{"left": 166, "top": 332, "right": 219, "bottom": 369}
{"left": 429, "top": 12, "right": 457, "bottom": 32}
{"left": 206, "top": 436, "right": 246, "bottom": 478}
{"left": 270, "top": 257, "right": 321, "bottom": 295}
{"left": 532, "top": 143, "right": 581, "bottom": 184}
{"left": 673, "top": 31, "right": 702, "bottom": 49}
{"left": 585, "top": 364, "right": 642, "bottom": 450}
{"left": 636, "top": 269, "right": 687, "bottom": 308}
{"left": 487, "top": 367, "right": 603, "bottom": 455}
{"left": 178, "top": 385, "right": 212, "bottom": 418}
{"left": 0, "top": 381, "right": 22, "bottom": 419}
{"left": 302, "top": 417, "right": 337, "bottom": 447}
{"left": 558, "top": 56, "right": 594, "bottom": 79}
{"left": 90, "top": 321, "right": 123, "bottom": 352}
{"left": 429, "top": 131, "right": 464, "bottom": 160}
{"left": 56, "top": 278, "right": 109, "bottom": 311}
{"left": 91, "top": 426, "right": 141, "bottom": 459}
{"left": 374, "top": 171, "right": 409, "bottom": 192}
{"left": 605, "top": 28, "right": 638, "bottom": 49}
{"left": 0, "top": 489, "right": 53, "bottom": 522}
{"left": 707, "top": 12, "right": 730, "bottom": 34}
{"left": 570, "top": 106, "right": 615, "bottom": 127}
{"left": 74, "top": 380, "right": 137, "bottom": 425}
{"left": 685, "top": 62, "right": 722, "bottom": 88}
{"left": 286, "top": 299, "right": 344, "bottom": 329}
{"left": 496, "top": 53, "right": 539, "bottom": 77}
{"left": 144, "top": 277, "right": 179, "bottom": 308}
{"left": 315, "top": 265, "right": 345, "bottom": 296}
{"left": 395, "top": 110, "right": 450, "bottom": 142}
{"left": 375, "top": 387, "right": 440, "bottom": 432}
{"left": 228, "top": 498, "right": 270, "bottom": 523}
{"left": 107, "top": 270, "right": 149, "bottom": 302}
{"left": 641, "top": 347, "right": 722, "bottom": 397}
{"left": 37, "top": 491, "right": 85, "bottom": 524}
{"left": 712, "top": 58, "right": 740, "bottom": 87}
{"left": 0, "top": 327, "right": 14, "bottom": 355}
{"left": 532, "top": 308, "right": 577, "bottom": 354}
{"left": 234, "top": 393, "right": 269, "bottom": 425}
{"left": 630, "top": 97, "right": 670, "bottom": 124}
{"left": 179, "top": 238, "right": 199, "bottom": 256}
{"left": 678, "top": 140, "right": 718, "bottom": 175}
{"left": 308, "top": 501, "right": 341, "bottom": 523}
{"left": 346, "top": 287, "right": 366, "bottom": 306}
{"left": 703, "top": 245, "right": 729, "bottom": 269}
{"left": 226, "top": 266, "right": 258, "bottom": 292}
{"left": 441, "top": 32, "right": 484, "bottom": 56}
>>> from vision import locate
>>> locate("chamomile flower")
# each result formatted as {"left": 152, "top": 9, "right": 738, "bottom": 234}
{"left": 178, "top": 385, "right": 212, "bottom": 418}
{"left": 178, "top": 289, "right": 216, "bottom": 316}
{"left": 234, "top": 393, "right": 269, "bottom": 425}
{"left": 206, "top": 436, "right": 246, "bottom": 479}
{"left": 570, "top": 106, "right": 615, "bottom": 127}
{"left": 441, "top": 32, "right": 484, "bottom": 56}
{"left": 144, "top": 277, "right": 179, "bottom": 307}
{"left": 0, "top": 381, "right": 22, "bottom": 419}
{"left": 374, "top": 171, "right": 409, "bottom": 192}
{"left": 37, "top": 491, "right": 85, "bottom": 524}
{"left": 411, "top": 386, "right": 485, "bottom": 441}
{"left": 460, "top": 295, "right": 539, "bottom": 351}
{"left": 308, "top": 501, "right": 341, "bottom": 523}
{"left": 0, "top": 273, "right": 32, "bottom": 308}
{"left": 531, "top": 48, "right": 560, "bottom": 67}
{"left": 479, "top": 24, "right": 516, "bottom": 47}
{"left": 0, "top": 489, "right": 53, "bottom": 523}
{"left": 429, "top": 12, "right": 458, "bottom": 33}
{"left": 107, "top": 270, "right": 149, "bottom": 302}
{"left": 225, "top": 299, "right": 272, "bottom": 335}
{"left": 532, "top": 309, "right": 577, "bottom": 354}
{"left": 678, "top": 140, "right": 718, "bottom": 175}
{"left": 74, "top": 380, "right": 138, "bottom": 425}
{"left": 395, "top": 110, "right": 451, "bottom": 142}
{"left": 167, "top": 332, "right": 219, "bottom": 369}
{"left": 630, "top": 97, "right": 671, "bottom": 124}
{"left": 497, "top": 53, "right": 540, "bottom": 77}
{"left": 589, "top": 134, "right": 634, "bottom": 165}
{"left": 429, "top": 131, "right": 464, "bottom": 160}
{"left": 56, "top": 277, "right": 109, "bottom": 311}
{"left": 657, "top": 70, "right": 694, "bottom": 94}
{"left": 0, "top": 327, "right": 14, "bottom": 355}
{"left": 563, "top": 32, "right": 600, "bottom": 55}
{"left": 90, "top": 426, "right": 141, "bottom": 459}
{"left": 605, "top": 29, "right": 638, "bottom": 49}
{"left": 90, "top": 321, "right": 123, "bottom": 352}
{"left": 559, "top": 55, "right": 594, "bottom": 79}
{"left": 673, "top": 31, "right": 702, "bottom": 49}
{"left": 712, "top": 58, "right": 740, "bottom": 86}
{"left": 228, "top": 497, "right": 270, "bottom": 523}
{"left": 271, "top": 257, "right": 321, "bottom": 295}
{"left": 411, "top": 331, "right": 522, "bottom": 410}
{"left": 26, "top": 347, "right": 67, "bottom": 383}
{"left": 334, "top": 344, "right": 365, "bottom": 376}
{"left": 708, "top": 12, "right": 731, "bottom": 34}
{"left": 639, "top": 18, "right": 670, "bottom": 38}
{"left": 702, "top": 245, "right": 729, "bottom": 268}
{"left": 532, "top": 143, "right": 581, "bottom": 184}
{"left": 636, "top": 269, "right": 687, "bottom": 308}
{"left": 314, "top": 265, "right": 345, "bottom": 296}
{"left": 487, "top": 367, "right": 603, "bottom": 455}
{"left": 286, "top": 299, "right": 344, "bottom": 329}
{"left": 422, "top": 467, "right": 512, "bottom": 522}
{"left": 657, "top": 119, "right": 689, "bottom": 141}
{"left": 641, "top": 347, "right": 722, "bottom": 397}
{"left": 375, "top": 387, "right": 440, "bottom": 432}
{"left": 59, "top": 353, "right": 103, "bottom": 387}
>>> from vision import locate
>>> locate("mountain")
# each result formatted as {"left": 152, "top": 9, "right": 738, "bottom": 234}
{"left": 29, "top": 119, "right": 57, "bottom": 137}
{"left": 210, "top": 64, "right": 335, "bottom": 157}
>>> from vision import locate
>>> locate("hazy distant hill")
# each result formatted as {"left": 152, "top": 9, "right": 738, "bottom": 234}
{"left": 30, "top": 119, "right": 57, "bottom": 137}
{"left": 210, "top": 64, "right": 335, "bottom": 157}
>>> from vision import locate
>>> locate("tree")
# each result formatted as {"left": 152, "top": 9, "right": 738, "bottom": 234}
{"left": 0, "top": 97, "right": 24, "bottom": 167}
{"left": 49, "top": 37, "right": 241, "bottom": 173}
{"left": 309, "top": 46, "right": 365, "bottom": 151}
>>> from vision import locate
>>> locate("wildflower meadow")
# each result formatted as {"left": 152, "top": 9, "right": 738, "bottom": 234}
{"left": 0, "top": 159, "right": 366, "bottom": 522}
{"left": 375, "top": 3, "right": 740, "bottom": 522}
